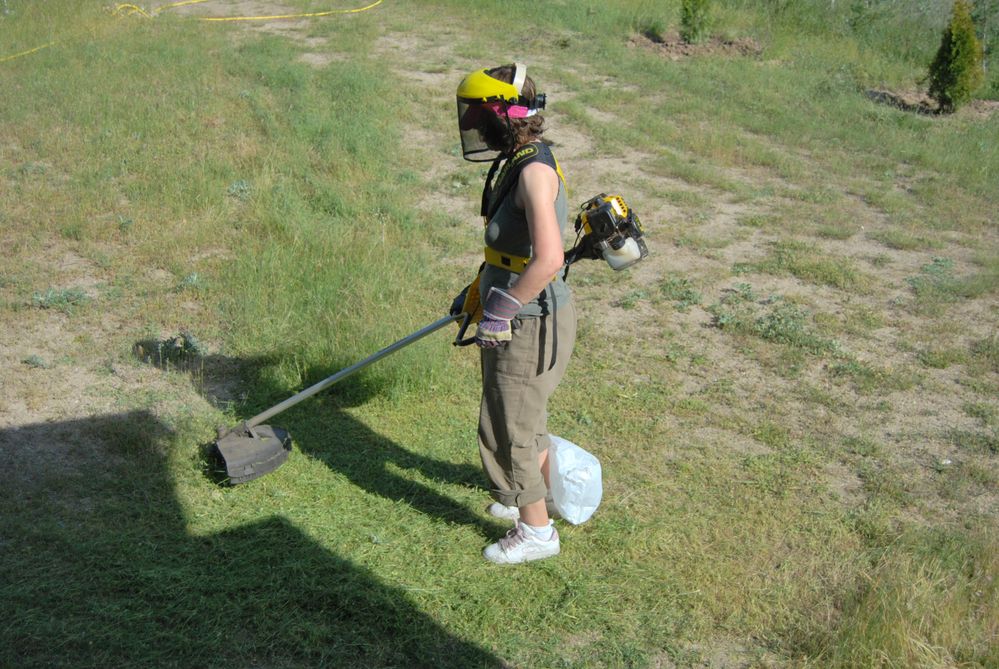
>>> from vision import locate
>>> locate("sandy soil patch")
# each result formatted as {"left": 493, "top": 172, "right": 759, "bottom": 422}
{"left": 629, "top": 31, "right": 764, "bottom": 60}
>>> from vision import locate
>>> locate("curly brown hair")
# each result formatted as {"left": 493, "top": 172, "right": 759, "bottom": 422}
{"left": 485, "top": 64, "right": 546, "bottom": 147}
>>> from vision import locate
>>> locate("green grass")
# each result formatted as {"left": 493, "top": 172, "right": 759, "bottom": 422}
{"left": 971, "top": 335, "right": 999, "bottom": 372}
{"left": 2, "top": 1, "right": 998, "bottom": 667}
{"left": 708, "top": 284, "right": 840, "bottom": 356}
{"left": 827, "top": 358, "right": 921, "bottom": 395}
{"left": 905, "top": 255, "right": 999, "bottom": 316}
{"left": 659, "top": 275, "right": 702, "bottom": 311}
{"left": 751, "top": 240, "right": 872, "bottom": 292}
{"left": 868, "top": 226, "right": 944, "bottom": 251}
{"left": 804, "top": 529, "right": 999, "bottom": 668}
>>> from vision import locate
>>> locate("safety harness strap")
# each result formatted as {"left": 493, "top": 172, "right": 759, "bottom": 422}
{"left": 480, "top": 142, "right": 565, "bottom": 222}
{"left": 479, "top": 142, "right": 566, "bottom": 371}
{"left": 480, "top": 141, "right": 566, "bottom": 276}
{"left": 483, "top": 246, "right": 530, "bottom": 273}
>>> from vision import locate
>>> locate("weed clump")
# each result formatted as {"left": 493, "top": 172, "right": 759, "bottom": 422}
{"left": 906, "top": 256, "right": 960, "bottom": 312}
{"left": 827, "top": 357, "right": 919, "bottom": 394}
{"left": 177, "top": 272, "right": 204, "bottom": 292}
{"left": 21, "top": 355, "right": 50, "bottom": 369}
{"left": 681, "top": 0, "right": 710, "bottom": 44}
{"left": 614, "top": 289, "right": 649, "bottom": 309}
{"left": 753, "top": 240, "right": 869, "bottom": 292}
{"left": 226, "top": 180, "right": 252, "bottom": 201}
{"left": 927, "top": 0, "right": 984, "bottom": 112}
{"left": 659, "top": 275, "right": 701, "bottom": 311}
{"left": 32, "top": 288, "right": 89, "bottom": 314}
{"left": 708, "top": 285, "right": 838, "bottom": 355}
{"left": 133, "top": 331, "right": 204, "bottom": 368}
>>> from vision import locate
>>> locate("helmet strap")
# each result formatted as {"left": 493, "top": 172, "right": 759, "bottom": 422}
{"left": 512, "top": 63, "right": 527, "bottom": 95}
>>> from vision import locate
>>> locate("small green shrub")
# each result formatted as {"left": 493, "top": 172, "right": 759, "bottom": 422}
{"left": 755, "top": 302, "right": 839, "bottom": 354}
{"left": 907, "top": 256, "right": 952, "bottom": 295}
{"left": 681, "top": 0, "right": 710, "bottom": 44}
{"left": 133, "top": 331, "right": 204, "bottom": 368}
{"left": 32, "top": 288, "right": 89, "bottom": 313}
{"left": 614, "top": 289, "right": 649, "bottom": 309}
{"left": 927, "top": 0, "right": 985, "bottom": 112}
{"left": 659, "top": 276, "right": 702, "bottom": 311}
{"left": 21, "top": 355, "right": 50, "bottom": 369}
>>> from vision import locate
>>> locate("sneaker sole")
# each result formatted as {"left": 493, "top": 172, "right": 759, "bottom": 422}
{"left": 483, "top": 544, "right": 560, "bottom": 565}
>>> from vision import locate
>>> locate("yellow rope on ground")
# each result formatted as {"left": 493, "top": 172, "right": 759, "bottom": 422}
{"left": 111, "top": 3, "right": 155, "bottom": 18}
{"left": 147, "top": 0, "right": 384, "bottom": 21}
{"left": 0, "top": 40, "right": 56, "bottom": 63}
{"left": 1, "top": 0, "right": 385, "bottom": 64}
{"left": 155, "top": 0, "right": 212, "bottom": 11}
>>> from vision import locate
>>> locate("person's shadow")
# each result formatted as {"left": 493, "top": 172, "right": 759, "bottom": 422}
{"left": 133, "top": 336, "right": 506, "bottom": 539}
{"left": 0, "top": 411, "right": 505, "bottom": 668}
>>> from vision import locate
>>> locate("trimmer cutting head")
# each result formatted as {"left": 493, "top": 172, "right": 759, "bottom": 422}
{"left": 213, "top": 424, "right": 291, "bottom": 484}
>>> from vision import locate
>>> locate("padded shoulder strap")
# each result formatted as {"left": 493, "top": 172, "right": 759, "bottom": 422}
{"left": 480, "top": 142, "right": 563, "bottom": 221}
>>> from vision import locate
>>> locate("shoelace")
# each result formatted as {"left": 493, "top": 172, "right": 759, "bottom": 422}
{"left": 499, "top": 525, "right": 527, "bottom": 551}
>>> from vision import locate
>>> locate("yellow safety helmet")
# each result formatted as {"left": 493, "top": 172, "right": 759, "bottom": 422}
{"left": 456, "top": 63, "right": 546, "bottom": 162}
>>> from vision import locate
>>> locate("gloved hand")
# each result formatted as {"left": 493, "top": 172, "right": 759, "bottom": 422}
{"left": 475, "top": 287, "right": 522, "bottom": 348}
{"left": 450, "top": 285, "right": 469, "bottom": 317}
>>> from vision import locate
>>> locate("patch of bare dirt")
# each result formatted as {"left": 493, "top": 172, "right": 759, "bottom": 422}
{"left": 167, "top": 1, "right": 320, "bottom": 42}
{"left": 965, "top": 98, "right": 999, "bottom": 119}
{"left": 865, "top": 88, "right": 999, "bottom": 119}
{"left": 629, "top": 31, "right": 763, "bottom": 60}
{"left": 865, "top": 88, "right": 938, "bottom": 115}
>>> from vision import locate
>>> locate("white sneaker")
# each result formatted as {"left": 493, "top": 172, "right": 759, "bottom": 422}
{"left": 483, "top": 522, "right": 560, "bottom": 564}
{"left": 486, "top": 502, "right": 520, "bottom": 521}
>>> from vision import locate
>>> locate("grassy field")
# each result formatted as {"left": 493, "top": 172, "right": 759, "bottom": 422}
{"left": 2, "top": 1, "right": 997, "bottom": 667}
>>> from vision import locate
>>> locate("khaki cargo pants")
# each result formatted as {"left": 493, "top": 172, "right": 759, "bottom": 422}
{"left": 478, "top": 301, "right": 577, "bottom": 508}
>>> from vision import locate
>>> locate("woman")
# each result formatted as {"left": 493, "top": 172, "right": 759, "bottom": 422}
{"left": 454, "top": 64, "right": 576, "bottom": 564}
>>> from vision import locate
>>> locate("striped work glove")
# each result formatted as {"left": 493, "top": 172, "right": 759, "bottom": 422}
{"left": 475, "top": 287, "right": 522, "bottom": 348}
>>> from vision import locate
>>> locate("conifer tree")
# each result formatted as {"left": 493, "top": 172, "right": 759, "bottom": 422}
{"left": 928, "top": 0, "right": 985, "bottom": 112}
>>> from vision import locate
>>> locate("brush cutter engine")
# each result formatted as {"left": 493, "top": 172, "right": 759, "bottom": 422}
{"left": 567, "top": 194, "right": 649, "bottom": 271}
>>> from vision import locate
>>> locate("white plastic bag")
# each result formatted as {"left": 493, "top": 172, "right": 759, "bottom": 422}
{"left": 548, "top": 435, "right": 602, "bottom": 525}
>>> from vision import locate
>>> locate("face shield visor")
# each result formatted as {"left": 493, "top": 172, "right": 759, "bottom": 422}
{"left": 457, "top": 99, "right": 514, "bottom": 162}
{"left": 455, "top": 65, "right": 545, "bottom": 162}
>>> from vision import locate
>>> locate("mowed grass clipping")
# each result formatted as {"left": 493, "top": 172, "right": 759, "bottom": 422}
{"left": 2, "top": 1, "right": 999, "bottom": 668}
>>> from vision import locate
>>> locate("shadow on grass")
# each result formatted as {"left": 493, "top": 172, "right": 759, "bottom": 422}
{"left": 864, "top": 88, "right": 939, "bottom": 115}
{"left": 133, "top": 339, "right": 504, "bottom": 538}
{"left": 0, "top": 412, "right": 505, "bottom": 668}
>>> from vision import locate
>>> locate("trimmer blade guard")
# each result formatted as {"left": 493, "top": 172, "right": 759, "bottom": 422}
{"left": 213, "top": 424, "right": 291, "bottom": 485}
